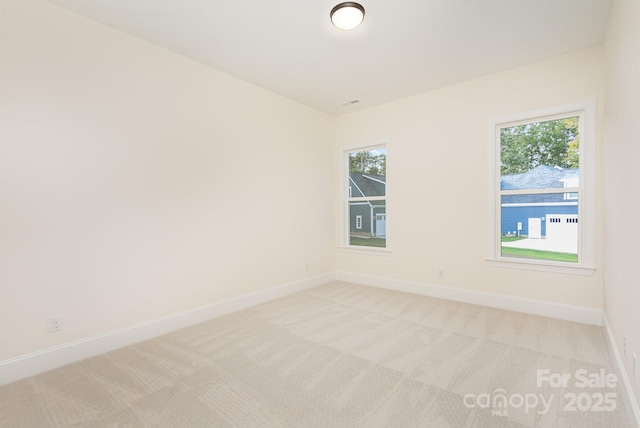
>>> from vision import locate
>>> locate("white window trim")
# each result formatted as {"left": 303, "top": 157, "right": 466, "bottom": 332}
{"left": 355, "top": 215, "right": 363, "bottom": 229}
{"left": 486, "top": 99, "right": 596, "bottom": 275}
{"left": 339, "top": 141, "right": 390, "bottom": 253}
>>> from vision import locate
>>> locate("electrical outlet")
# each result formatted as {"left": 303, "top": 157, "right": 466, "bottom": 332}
{"left": 624, "top": 335, "right": 627, "bottom": 356}
{"left": 305, "top": 263, "right": 310, "bottom": 271}
{"left": 438, "top": 270, "right": 444, "bottom": 278}
{"left": 48, "top": 317, "right": 63, "bottom": 333}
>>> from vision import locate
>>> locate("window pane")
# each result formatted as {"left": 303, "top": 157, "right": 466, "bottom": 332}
{"left": 348, "top": 148, "right": 386, "bottom": 197}
{"left": 501, "top": 194, "right": 578, "bottom": 263}
{"left": 500, "top": 117, "right": 579, "bottom": 191}
{"left": 349, "top": 200, "right": 386, "bottom": 248}
{"left": 499, "top": 116, "right": 580, "bottom": 263}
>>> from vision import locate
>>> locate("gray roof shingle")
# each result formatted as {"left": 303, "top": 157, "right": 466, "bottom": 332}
{"left": 349, "top": 173, "right": 386, "bottom": 197}
{"left": 501, "top": 165, "right": 578, "bottom": 191}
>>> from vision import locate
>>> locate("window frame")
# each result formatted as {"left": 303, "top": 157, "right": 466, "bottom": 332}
{"left": 340, "top": 142, "right": 390, "bottom": 252}
{"left": 486, "top": 100, "right": 596, "bottom": 275}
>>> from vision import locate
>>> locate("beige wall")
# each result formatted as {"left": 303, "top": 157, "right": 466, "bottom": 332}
{"left": 604, "top": 0, "right": 640, "bottom": 410}
{"left": 336, "top": 46, "right": 605, "bottom": 308}
{"left": 0, "top": 0, "right": 626, "bottom": 382}
{"left": 0, "top": 0, "right": 335, "bottom": 360}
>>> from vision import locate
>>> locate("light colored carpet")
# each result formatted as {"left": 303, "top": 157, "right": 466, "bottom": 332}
{"left": 0, "top": 281, "right": 631, "bottom": 427}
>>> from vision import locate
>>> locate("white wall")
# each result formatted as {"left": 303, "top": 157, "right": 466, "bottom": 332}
{"left": 604, "top": 0, "right": 640, "bottom": 411}
{"left": 336, "top": 46, "right": 605, "bottom": 309}
{"left": 0, "top": 0, "right": 623, "bottom": 378}
{"left": 0, "top": 0, "right": 335, "bottom": 361}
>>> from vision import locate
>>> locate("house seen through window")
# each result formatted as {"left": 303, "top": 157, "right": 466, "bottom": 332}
{"left": 499, "top": 116, "right": 580, "bottom": 263}
{"left": 346, "top": 146, "right": 386, "bottom": 248}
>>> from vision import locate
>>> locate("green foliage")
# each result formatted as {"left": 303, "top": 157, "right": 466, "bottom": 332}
{"left": 500, "top": 117, "right": 579, "bottom": 175}
{"left": 350, "top": 149, "right": 386, "bottom": 175}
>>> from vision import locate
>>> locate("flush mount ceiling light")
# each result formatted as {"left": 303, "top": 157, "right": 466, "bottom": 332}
{"left": 330, "top": 2, "right": 365, "bottom": 30}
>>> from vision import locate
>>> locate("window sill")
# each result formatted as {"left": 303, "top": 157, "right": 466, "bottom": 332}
{"left": 338, "top": 245, "right": 391, "bottom": 255}
{"left": 486, "top": 257, "right": 595, "bottom": 276}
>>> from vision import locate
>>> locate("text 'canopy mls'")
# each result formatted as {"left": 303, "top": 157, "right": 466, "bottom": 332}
{"left": 500, "top": 117, "right": 579, "bottom": 175}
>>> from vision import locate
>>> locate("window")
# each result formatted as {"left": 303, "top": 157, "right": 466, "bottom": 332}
{"left": 562, "top": 177, "right": 579, "bottom": 200}
{"left": 343, "top": 145, "right": 387, "bottom": 249}
{"left": 487, "top": 101, "right": 595, "bottom": 274}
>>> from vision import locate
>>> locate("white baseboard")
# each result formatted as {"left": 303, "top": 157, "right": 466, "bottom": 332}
{"left": 0, "top": 271, "right": 606, "bottom": 388}
{"left": 603, "top": 314, "right": 640, "bottom": 428}
{"left": 336, "top": 271, "right": 603, "bottom": 326}
{"left": 0, "top": 273, "right": 335, "bottom": 386}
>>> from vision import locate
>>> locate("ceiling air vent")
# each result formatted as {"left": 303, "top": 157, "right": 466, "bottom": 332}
{"left": 341, "top": 99, "right": 360, "bottom": 107}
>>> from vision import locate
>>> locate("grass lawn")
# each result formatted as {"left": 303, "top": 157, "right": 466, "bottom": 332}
{"left": 501, "top": 236, "right": 526, "bottom": 243}
{"left": 500, "top": 246, "right": 578, "bottom": 262}
{"left": 350, "top": 237, "right": 386, "bottom": 248}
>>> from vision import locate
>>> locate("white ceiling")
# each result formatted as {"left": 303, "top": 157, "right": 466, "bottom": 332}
{"left": 47, "top": 0, "right": 612, "bottom": 116}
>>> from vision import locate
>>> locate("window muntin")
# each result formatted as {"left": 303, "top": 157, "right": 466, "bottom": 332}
{"left": 346, "top": 146, "right": 387, "bottom": 249}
